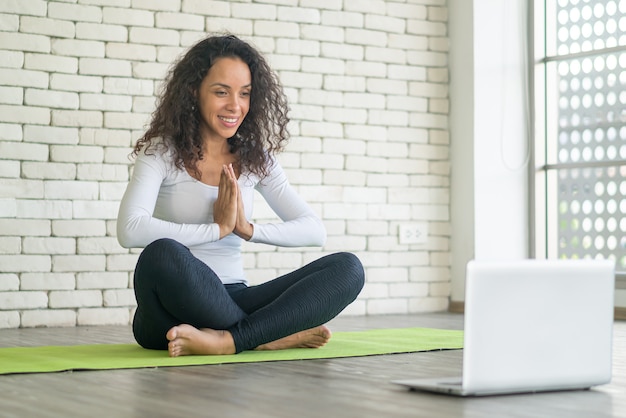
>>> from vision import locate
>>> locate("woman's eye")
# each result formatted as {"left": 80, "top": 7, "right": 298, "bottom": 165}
{"left": 215, "top": 91, "right": 227, "bottom": 96}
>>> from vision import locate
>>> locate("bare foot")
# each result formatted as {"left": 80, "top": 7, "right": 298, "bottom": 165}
{"left": 166, "top": 324, "right": 236, "bottom": 357}
{"left": 256, "top": 325, "right": 332, "bottom": 351}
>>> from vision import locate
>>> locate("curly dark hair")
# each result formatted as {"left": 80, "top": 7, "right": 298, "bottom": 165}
{"left": 133, "top": 34, "right": 290, "bottom": 179}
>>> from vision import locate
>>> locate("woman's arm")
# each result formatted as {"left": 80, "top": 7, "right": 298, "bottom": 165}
{"left": 116, "top": 151, "right": 220, "bottom": 248}
{"left": 249, "top": 161, "right": 326, "bottom": 247}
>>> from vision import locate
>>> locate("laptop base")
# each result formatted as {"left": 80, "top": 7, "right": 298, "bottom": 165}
{"left": 392, "top": 377, "right": 594, "bottom": 397}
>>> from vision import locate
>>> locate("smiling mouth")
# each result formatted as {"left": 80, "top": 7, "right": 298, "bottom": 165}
{"left": 219, "top": 116, "right": 238, "bottom": 124}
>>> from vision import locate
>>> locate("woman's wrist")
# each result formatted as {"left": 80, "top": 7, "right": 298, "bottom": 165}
{"left": 218, "top": 223, "right": 234, "bottom": 239}
{"left": 235, "top": 222, "right": 254, "bottom": 241}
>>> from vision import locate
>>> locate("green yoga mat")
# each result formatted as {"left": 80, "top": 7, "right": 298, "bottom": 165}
{"left": 0, "top": 327, "right": 463, "bottom": 375}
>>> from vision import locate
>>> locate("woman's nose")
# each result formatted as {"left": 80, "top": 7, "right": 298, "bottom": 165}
{"left": 226, "top": 95, "right": 241, "bottom": 111}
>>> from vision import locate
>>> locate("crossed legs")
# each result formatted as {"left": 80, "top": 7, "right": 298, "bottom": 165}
{"left": 132, "top": 239, "right": 364, "bottom": 356}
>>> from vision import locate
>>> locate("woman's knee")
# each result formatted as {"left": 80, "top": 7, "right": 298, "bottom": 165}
{"left": 143, "top": 238, "right": 186, "bottom": 257}
{"left": 137, "top": 238, "right": 186, "bottom": 268}
{"left": 134, "top": 238, "right": 187, "bottom": 286}
{"left": 330, "top": 252, "right": 365, "bottom": 291}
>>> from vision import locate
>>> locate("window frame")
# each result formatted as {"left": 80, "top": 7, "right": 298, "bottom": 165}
{"left": 530, "top": 0, "right": 626, "bottom": 289}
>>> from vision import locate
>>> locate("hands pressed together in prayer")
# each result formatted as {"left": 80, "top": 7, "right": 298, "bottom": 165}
{"left": 213, "top": 163, "right": 253, "bottom": 240}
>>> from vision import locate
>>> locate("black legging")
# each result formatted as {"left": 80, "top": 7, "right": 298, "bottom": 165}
{"left": 132, "top": 238, "right": 365, "bottom": 353}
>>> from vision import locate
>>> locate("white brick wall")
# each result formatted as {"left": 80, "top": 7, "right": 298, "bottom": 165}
{"left": 0, "top": 0, "right": 450, "bottom": 329}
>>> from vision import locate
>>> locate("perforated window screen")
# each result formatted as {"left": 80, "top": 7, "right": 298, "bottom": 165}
{"left": 541, "top": 0, "right": 626, "bottom": 271}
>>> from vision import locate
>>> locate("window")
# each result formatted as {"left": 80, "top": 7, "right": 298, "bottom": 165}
{"left": 533, "top": 0, "right": 626, "bottom": 278}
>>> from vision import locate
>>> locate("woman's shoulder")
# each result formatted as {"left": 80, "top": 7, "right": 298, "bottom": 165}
{"left": 247, "top": 155, "right": 287, "bottom": 188}
{"left": 136, "top": 137, "right": 177, "bottom": 161}
{"left": 134, "top": 137, "right": 181, "bottom": 175}
{"left": 136, "top": 136, "right": 168, "bottom": 154}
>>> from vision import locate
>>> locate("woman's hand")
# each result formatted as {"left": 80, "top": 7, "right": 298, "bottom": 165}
{"left": 213, "top": 164, "right": 238, "bottom": 239}
{"left": 233, "top": 183, "right": 254, "bottom": 241}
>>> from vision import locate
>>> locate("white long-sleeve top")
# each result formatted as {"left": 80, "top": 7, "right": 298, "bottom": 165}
{"left": 116, "top": 145, "right": 327, "bottom": 285}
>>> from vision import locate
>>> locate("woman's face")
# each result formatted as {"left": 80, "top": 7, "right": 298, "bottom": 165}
{"left": 196, "top": 57, "right": 251, "bottom": 142}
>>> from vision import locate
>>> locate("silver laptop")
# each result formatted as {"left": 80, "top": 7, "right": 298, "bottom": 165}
{"left": 393, "top": 259, "right": 615, "bottom": 396}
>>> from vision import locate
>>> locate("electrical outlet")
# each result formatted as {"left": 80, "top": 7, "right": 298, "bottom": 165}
{"left": 398, "top": 223, "right": 428, "bottom": 244}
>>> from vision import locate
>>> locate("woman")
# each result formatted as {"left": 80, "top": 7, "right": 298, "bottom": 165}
{"left": 117, "top": 34, "right": 364, "bottom": 357}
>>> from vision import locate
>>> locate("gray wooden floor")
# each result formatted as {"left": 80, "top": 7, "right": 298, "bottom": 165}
{"left": 1, "top": 313, "right": 624, "bottom": 418}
